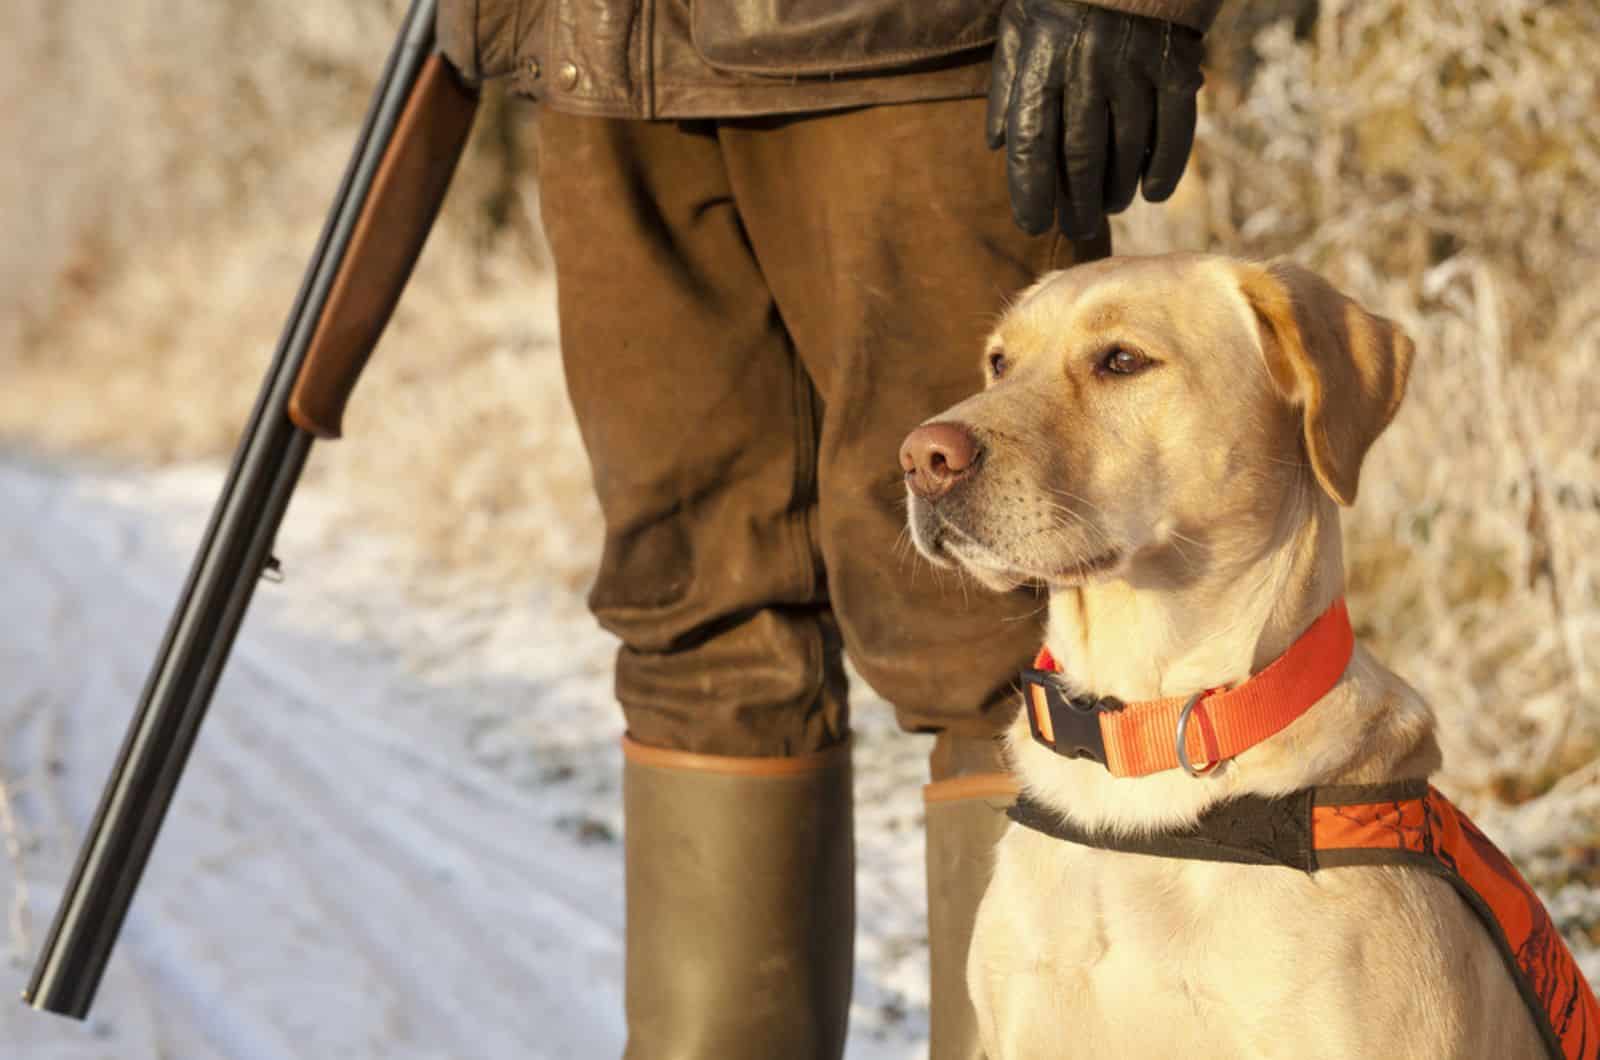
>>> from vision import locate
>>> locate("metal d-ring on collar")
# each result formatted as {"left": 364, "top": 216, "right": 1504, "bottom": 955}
{"left": 1175, "top": 691, "right": 1219, "bottom": 778}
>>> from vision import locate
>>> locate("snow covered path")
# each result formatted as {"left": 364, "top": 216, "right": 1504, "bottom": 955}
{"left": 0, "top": 457, "right": 930, "bottom": 1059}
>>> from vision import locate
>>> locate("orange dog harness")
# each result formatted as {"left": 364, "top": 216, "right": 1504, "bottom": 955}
{"left": 1009, "top": 782, "right": 1600, "bottom": 1059}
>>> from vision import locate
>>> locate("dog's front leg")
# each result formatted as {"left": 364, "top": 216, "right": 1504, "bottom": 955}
{"left": 966, "top": 881, "right": 1006, "bottom": 1059}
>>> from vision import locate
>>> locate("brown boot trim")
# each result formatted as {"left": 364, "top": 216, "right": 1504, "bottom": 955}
{"left": 621, "top": 733, "right": 850, "bottom": 777}
{"left": 923, "top": 773, "right": 1019, "bottom": 805}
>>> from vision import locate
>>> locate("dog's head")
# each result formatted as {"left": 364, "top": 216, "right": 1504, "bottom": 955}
{"left": 901, "top": 254, "right": 1414, "bottom": 593}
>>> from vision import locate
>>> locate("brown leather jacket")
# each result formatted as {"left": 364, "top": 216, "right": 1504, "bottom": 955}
{"left": 437, "top": 0, "right": 1220, "bottom": 119}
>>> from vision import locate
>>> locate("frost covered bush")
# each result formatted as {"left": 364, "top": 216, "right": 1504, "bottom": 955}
{"left": 1, "top": 0, "right": 590, "bottom": 591}
{"left": 1115, "top": 0, "right": 1600, "bottom": 952}
{"left": 1128, "top": 0, "right": 1600, "bottom": 803}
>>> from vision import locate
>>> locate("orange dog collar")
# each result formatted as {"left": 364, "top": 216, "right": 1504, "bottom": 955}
{"left": 1024, "top": 598, "right": 1355, "bottom": 777}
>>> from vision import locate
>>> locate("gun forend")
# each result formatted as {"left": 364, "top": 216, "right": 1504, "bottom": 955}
{"left": 287, "top": 52, "right": 478, "bottom": 439}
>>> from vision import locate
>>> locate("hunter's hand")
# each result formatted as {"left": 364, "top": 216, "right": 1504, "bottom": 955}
{"left": 986, "top": 0, "right": 1205, "bottom": 238}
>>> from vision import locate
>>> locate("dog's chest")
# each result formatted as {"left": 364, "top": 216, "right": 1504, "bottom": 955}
{"left": 994, "top": 833, "right": 1308, "bottom": 973}
{"left": 975, "top": 827, "right": 1402, "bottom": 1057}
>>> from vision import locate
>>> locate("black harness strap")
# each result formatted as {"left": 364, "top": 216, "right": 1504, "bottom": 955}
{"left": 1007, "top": 779, "right": 1430, "bottom": 872}
{"left": 1007, "top": 789, "right": 1319, "bottom": 870}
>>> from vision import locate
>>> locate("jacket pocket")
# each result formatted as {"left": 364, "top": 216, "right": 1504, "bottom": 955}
{"left": 436, "top": 0, "right": 536, "bottom": 83}
{"left": 690, "top": 0, "right": 997, "bottom": 78}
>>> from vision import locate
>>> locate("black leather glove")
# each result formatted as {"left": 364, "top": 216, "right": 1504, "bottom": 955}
{"left": 986, "top": 0, "right": 1205, "bottom": 238}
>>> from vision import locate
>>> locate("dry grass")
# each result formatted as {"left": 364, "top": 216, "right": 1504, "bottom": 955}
{"left": 1160, "top": 0, "right": 1600, "bottom": 797}
{"left": 1, "top": 0, "right": 597, "bottom": 597}
{"left": 3, "top": 0, "right": 1596, "bottom": 818}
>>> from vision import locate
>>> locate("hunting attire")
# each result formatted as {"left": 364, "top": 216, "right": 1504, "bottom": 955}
{"left": 437, "top": 0, "right": 1217, "bottom": 118}
{"left": 435, "top": 1, "right": 1217, "bottom": 1055}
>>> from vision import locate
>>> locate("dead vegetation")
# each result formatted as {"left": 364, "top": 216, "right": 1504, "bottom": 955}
{"left": 2, "top": 0, "right": 1596, "bottom": 889}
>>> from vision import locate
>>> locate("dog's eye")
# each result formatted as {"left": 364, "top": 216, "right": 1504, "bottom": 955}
{"left": 1097, "top": 347, "right": 1151, "bottom": 377}
{"left": 988, "top": 350, "right": 1008, "bottom": 379}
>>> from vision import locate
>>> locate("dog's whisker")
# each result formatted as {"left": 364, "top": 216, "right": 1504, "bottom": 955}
{"left": 1160, "top": 527, "right": 1205, "bottom": 571}
{"left": 1046, "top": 485, "right": 1110, "bottom": 519}
{"left": 1000, "top": 596, "right": 1050, "bottom": 624}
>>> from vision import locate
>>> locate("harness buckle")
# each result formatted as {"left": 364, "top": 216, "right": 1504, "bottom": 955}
{"left": 1022, "top": 669, "right": 1120, "bottom": 766}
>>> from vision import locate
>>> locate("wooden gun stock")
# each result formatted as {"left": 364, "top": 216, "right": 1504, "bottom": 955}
{"left": 288, "top": 52, "right": 478, "bottom": 439}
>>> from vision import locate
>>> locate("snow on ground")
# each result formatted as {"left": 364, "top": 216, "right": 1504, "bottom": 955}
{"left": 0, "top": 455, "right": 933, "bottom": 1058}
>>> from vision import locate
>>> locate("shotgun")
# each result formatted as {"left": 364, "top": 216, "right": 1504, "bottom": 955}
{"left": 23, "top": 0, "right": 479, "bottom": 1018}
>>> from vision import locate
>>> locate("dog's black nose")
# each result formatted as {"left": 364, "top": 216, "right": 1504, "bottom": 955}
{"left": 900, "top": 422, "right": 981, "bottom": 500}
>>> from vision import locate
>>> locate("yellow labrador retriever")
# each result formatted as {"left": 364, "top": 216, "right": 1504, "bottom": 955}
{"left": 901, "top": 254, "right": 1549, "bottom": 1059}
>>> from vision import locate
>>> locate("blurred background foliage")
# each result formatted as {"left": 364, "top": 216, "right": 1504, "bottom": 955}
{"left": 2, "top": 0, "right": 1597, "bottom": 924}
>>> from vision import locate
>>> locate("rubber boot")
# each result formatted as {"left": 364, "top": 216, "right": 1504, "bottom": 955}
{"left": 923, "top": 732, "right": 1017, "bottom": 1060}
{"left": 621, "top": 734, "right": 854, "bottom": 1060}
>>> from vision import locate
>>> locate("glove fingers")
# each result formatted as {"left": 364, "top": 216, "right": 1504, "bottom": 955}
{"left": 987, "top": 15, "right": 1025, "bottom": 148}
{"left": 1060, "top": 82, "right": 1109, "bottom": 239}
{"left": 1143, "top": 87, "right": 1197, "bottom": 202}
{"left": 1104, "top": 79, "right": 1152, "bottom": 215}
{"left": 1006, "top": 31, "right": 1065, "bottom": 235}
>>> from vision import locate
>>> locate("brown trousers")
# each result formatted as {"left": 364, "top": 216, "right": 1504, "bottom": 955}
{"left": 538, "top": 99, "right": 1107, "bottom": 757}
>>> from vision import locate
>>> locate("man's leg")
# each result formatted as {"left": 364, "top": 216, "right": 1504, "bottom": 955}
{"left": 537, "top": 111, "right": 851, "bottom": 1059}
{"left": 720, "top": 98, "right": 1109, "bottom": 1059}
{"left": 720, "top": 100, "right": 1107, "bottom": 741}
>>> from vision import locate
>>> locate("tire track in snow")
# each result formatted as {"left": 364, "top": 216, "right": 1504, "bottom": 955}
{"left": 1, "top": 460, "right": 625, "bottom": 1058}
{"left": 4, "top": 473, "right": 224, "bottom": 1058}
{"left": 193, "top": 683, "right": 623, "bottom": 1055}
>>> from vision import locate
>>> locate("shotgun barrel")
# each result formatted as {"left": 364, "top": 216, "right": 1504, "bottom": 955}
{"left": 23, "top": 0, "right": 478, "bottom": 1017}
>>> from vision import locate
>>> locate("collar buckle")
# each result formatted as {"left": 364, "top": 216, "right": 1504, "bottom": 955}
{"left": 1022, "top": 669, "right": 1121, "bottom": 765}
{"left": 1175, "top": 690, "right": 1224, "bottom": 777}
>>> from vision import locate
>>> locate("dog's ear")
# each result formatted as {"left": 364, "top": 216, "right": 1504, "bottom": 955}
{"left": 1237, "top": 260, "right": 1415, "bottom": 506}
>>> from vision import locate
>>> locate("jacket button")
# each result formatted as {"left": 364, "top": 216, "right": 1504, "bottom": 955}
{"left": 557, "top": 61, "right": 579, "bottom": 90}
